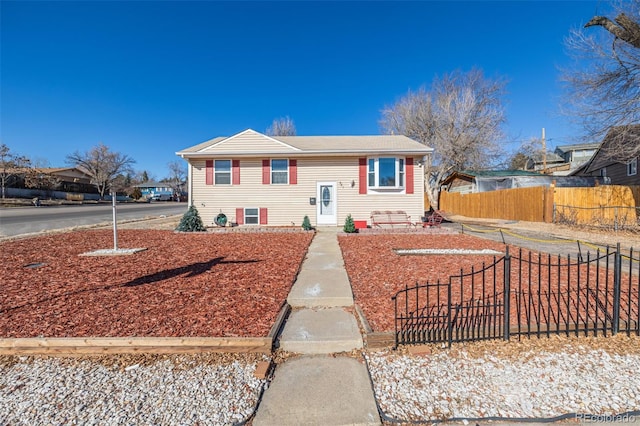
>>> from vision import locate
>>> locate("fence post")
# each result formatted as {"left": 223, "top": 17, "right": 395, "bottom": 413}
{"left": 392, "top": 295, "right": 398, "bottom": 349}
{"left": 447, "top": 281, "right": 453, "bottom": 348}
{"left": 503, "top": 246, "right": 511, "bottom": 341}
{"left": 612, "top": 243, "right": 622, "bottom": 335}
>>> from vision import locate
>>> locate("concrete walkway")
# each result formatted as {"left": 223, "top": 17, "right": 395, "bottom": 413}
{"left": 253, "top": 227, "right": 380, "bottom": 425}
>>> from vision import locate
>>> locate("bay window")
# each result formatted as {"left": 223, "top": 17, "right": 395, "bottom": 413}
{"left": 367, "top": 157, "right": 405, "bottom": 189}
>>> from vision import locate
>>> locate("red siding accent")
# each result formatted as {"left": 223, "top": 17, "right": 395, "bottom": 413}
{"left": 262, "top": 160, "right": 270, "bottom": 184}
{"left": 358, "top": 158, "right": 367, "bottom": 194}
{"left": 236, "top": 208, "right": 244, "bottom": 225}
{"left": 232, "top": 160, "right": 240, "bottom": 185}
{"left": 259, "top": 208, "right": 268, "bottom": 225}
{"left": 406, "top": 157, "right": 414, "bottom": 194}
{"left": 205, "top": 160, "right": 214, "bottom": 185}
{"left": 289, "top": 159, "right": 297, "bottom": 184}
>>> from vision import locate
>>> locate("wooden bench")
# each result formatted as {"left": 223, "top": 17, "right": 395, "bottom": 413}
{"left": 422, "top": 210, "right": 445, "bottom": 227}
{"left": 370, "top": 210, "right": 413, "bottom": 228}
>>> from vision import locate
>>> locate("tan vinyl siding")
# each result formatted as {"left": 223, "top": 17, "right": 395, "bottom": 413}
{"left": 190, "top": 156, "right": 425, "bottom": 227}
{"left": 201, "top": 130, "right": 298, "bottom": 154}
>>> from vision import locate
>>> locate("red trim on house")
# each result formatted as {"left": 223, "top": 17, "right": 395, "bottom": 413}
{"left": 406, "top": 157, "right": 414, "bottom": 194}
{"left": 289, "top": 159, "right": 297, "bottom": 184}
{"left": 259, "top": 208, "right": 268, "bottom": 224}
{"left": 205, "top": 160, "right": 214, "bottom": 185}
{"left": 232, "top": 160, "right": 240, "bottom": 185}
{"left": 262, "top": 160, "right": 270, "bottom": 184}
{"left": 358, "top": 158, "right": 367, "bottom": 194}
{"left": 236, "top": 208, "right": 244, "bottom": 225}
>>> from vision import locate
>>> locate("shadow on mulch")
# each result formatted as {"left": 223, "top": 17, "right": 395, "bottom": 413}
{"left": 2, "top": 257, "right": 261, "bottom": 314}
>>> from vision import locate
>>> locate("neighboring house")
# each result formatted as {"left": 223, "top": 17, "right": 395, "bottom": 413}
{"left": 524, "top": 152, "right": 569, "bottom": 175}
{"left": 571, "top": 125, "right": 640, "bottom": 186}
{"left": 441, "top": 169, "right": 602, "bottom": 194}
{"left": 176, "top": 129, "right": 432, "bottom": 227}
{"left": 5, "top": 166, "right": 96, "bottom": 193}
{"left": 441, "top": 170, "right": 543, "bottom": 194}
{"left": 554, "top": 142, "right": 600, "bottom": 171}
{"left": 135, "top": 181, "right": 175, "bottom": 200}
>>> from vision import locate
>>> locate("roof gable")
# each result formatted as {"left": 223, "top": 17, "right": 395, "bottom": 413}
{"left": 584, "top": 125, "right": 640, "bottom": 173}
{"left": 198, "top": 129, "right": 300, "bottom": 154}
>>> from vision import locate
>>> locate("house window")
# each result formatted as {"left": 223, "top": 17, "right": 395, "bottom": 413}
{"left": 600, "top": 167, "right": 607, "bottom": 177}
{"left": 214, "top": 160, "right": 231, "bottom": 185}
{"left": 244, "top": 208, "right": 259, "bottom": 225}
{"left": 368, "top": 157, "right": 405, "bottom": 188}
{"left": 271, "top": 159, "right": 288, "bottom": 184}
{"left": 628, "top": 158, "right": 638, "bottom": 176}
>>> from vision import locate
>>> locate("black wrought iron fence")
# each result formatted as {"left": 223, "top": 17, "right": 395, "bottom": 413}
{"left": 393, "top": 245, "right": 640, "bottom": 348}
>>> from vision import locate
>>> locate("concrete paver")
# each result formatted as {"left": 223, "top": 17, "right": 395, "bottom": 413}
{"left": 278, "top": 307, "right": 363, "bottom": 354}
{"left": 287, "top": 268, "right": 354, "bottom": 307}
{"left": 252, "top": 356, "right": 380, "bottom": 426}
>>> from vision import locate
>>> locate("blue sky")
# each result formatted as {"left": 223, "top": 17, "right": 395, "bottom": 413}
{"left": 1, "top": 1, "right": 608, "bottom": 180}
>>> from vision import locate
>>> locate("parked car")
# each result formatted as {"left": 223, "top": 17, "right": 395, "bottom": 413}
{"left": 150, "top": 194, "right": 172, "bottom": 201}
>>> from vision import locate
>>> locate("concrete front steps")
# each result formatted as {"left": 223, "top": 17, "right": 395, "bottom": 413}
{"left": 253, "top": 227, "right": 381, "bottom": 425}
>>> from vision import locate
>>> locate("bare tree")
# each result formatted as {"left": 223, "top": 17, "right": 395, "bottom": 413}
{"left": 266, "top": 116, "right": 297, "bottom": 136}
{"left": 562, "top": 1, "right": 640, "bottom": 161}
{"left": 23, "top": 168, "right": 60, "bottom": 193}
{"left": 0, "top": 143, "right": 30, "bottom": 199}
{"left": 379, "top": 68, "right": 507, "bottom": 209}
{"left": 508, "top": 137, "right": 545, "bottom": 170}
{"left": 66, "top": 143, "right": 135, "bottom": 199}
{"left": 166, "top": 160, "right": 187, "bottom": 197}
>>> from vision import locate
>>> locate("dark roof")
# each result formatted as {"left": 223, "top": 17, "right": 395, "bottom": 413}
{"left": 584, "top": 125, "right": 640, "bottom": 173}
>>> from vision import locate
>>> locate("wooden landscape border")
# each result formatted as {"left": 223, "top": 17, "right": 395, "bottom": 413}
{"left": 0, "top": 304, "right": 291, "bottom": 356}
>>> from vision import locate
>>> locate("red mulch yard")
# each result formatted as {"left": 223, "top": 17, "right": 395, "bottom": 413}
{"left": 1, "top": 230, "right": 313, "bottom": 338}
{"left": 339, "top": 234, "right": 638, "bottom": 334}
{"left": 339, "top": 234, "right": 507, "bottom": 332}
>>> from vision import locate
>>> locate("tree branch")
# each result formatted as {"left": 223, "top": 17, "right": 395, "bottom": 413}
{"left": 586, "top": 13, "right": 640, "bottom": 48}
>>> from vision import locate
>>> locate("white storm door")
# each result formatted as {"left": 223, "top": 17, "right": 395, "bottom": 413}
{"left": 317, "top": 182, "right": 337, "bottom": 225}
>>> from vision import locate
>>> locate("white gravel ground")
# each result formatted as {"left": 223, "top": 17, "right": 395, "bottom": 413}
{"left": 366, "top": 337, "right": 640, "bottom": 422}
{"left": 0, "top": 354, "right": 269, "bottom": 425}
{"left": 2, "top": 338, "right": 639, "bottom": 425}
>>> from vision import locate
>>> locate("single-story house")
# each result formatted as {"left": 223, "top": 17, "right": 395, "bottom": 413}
{"left": 176, "top": 129, "right": 432, "bottom": 227}
{"left": 524, "top": 152, "right": 569, "bottom": 175}
{"left": 4, "top": 166, "right": 96, "bottom": 193}
{"left": 441, "top": 169, "right": 604, "bottom": 194}
{"left": 135, "top": 181, "right": 175, "bottom": 200}
{"left": 571, "top": 125, "right": 640, "bottom": 186}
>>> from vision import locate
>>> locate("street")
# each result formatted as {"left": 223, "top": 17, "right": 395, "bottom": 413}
{"left": 0, "top": 202, "right": 187, "bottom": 237}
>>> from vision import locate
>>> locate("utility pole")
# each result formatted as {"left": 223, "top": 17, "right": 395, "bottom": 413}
{"left": 542, "top": 128, "right": 547, "bottom": 174}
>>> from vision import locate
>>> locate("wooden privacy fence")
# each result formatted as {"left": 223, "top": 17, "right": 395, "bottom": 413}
{"left": 440, "top": 185, "right": 640, "bottom": 226}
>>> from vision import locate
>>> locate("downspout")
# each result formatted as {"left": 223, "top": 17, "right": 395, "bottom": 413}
{"left": 187, "top": 159, "right": 193, "bottom": 207}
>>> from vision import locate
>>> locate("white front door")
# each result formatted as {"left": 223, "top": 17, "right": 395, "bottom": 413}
{"left": 316, "top": 182, "right": 337, "bottom": 225}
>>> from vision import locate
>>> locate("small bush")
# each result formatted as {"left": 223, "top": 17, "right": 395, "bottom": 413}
{"left": 343, "top": 214, "right": 356, "bottom": 233}
{"left": 302, "top": 215, "right": 312, "bottom": 231}
{"left": 176, "top": 205, "right": 206, "bottom": 232}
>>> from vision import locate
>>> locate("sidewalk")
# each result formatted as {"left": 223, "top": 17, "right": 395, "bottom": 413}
{"left": 253, "top": 227, "right": 380, "bottom": 425}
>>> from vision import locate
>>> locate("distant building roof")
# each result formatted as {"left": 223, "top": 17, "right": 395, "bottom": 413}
{"left": 528, "top": 151, "right": 565, "bottom": 163}
{"left": 135, "top": 181, "right": 169, "bottom": 188}
{"left": 555, "top": 142, "right": 600, "bottom": 152}
{"left": 459, "top": 169, "right": 543, "bottom": 178}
